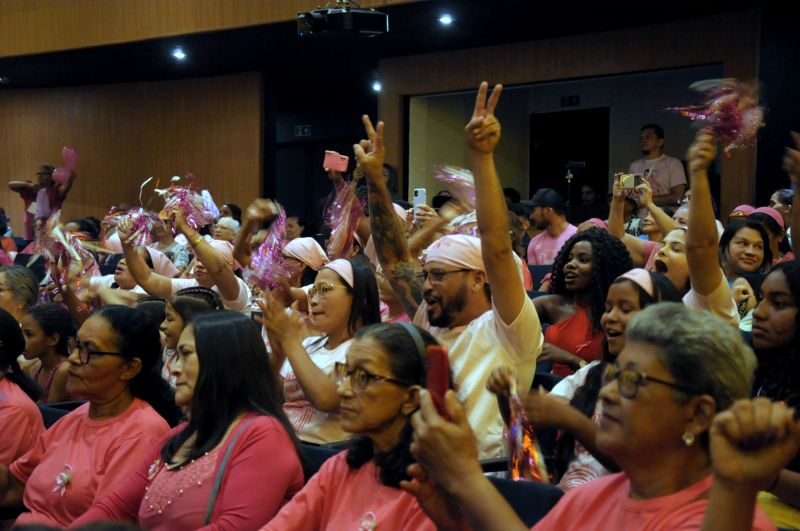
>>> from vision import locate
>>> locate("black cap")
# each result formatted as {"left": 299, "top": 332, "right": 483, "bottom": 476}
{"left": 521, "top": 188, "right": 565, "bottom": 210}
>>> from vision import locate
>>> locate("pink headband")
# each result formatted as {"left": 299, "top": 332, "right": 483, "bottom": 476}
{"left": 618, "top": 268, "right": 654, "bottom": 298}
{"left": 751, "top": 206, "right": 785, "bottom": 230}
{"left": 284, "top": 237, "right": 329, "bottom": 271}
{"left": 322, "top": 258, "right": 354, "bottom": 288}
{"left": 732, "top": 204, "right": 755, "bottom": 215}
{"left": 588, "top": 218, "right": 608, "bottom": 230}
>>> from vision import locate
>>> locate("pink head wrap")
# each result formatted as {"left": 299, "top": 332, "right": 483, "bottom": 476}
{"left": 322, "top": 258, "right": 354, "bottom": 288}
{"left": 284, "top": 237, "right": 329, "bottom": 271}
{"left": 588, "top": 218, "right": 608, "bottom": 230}
{"left": 146, "top": 246, "right": 178, "bottom": 277}
{"left": 751, "top": 206, "right": 785, "bottom": 230}
{"left": 424, "top": 234, "right": 485, "bottom": 272}
{"left": 731, "top": 204, "right": 755, "bottom": 216}
{"left": 618, "top": 268, "right": 654, "bottom": 299}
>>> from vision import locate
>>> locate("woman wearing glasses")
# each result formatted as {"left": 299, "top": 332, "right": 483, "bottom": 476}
{"left": 406, "top": 303, "right": 784, "bottom": 530}
{"left": 262, "top": 323, "right": 441, "bottom": 530}
{"left": 0, "top": 305, "right": 179, "bottom": 527}
{"left": 72, "top": 311, "right": 305, "bottom": 530}
{"left": 261, "top": 258, "right": 381, "bottom": 444}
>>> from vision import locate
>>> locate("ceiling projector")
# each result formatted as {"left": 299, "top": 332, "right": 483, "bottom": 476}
{"left": 297, "top": 2, "right": 389, "bottom": 36}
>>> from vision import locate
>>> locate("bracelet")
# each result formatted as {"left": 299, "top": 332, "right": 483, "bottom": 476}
{"left": 190, "top": 235, "right": 204, "bottom": 247}
{"left": 767, "top": 471, "right": 781, "bottom": 492}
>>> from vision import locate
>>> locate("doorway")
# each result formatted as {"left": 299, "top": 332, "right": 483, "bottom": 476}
{"left": 529, "top": 108, "right": 610, "bottom": 223}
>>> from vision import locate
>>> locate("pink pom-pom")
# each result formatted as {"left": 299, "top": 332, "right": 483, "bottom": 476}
{"left": 434, "top": 165, "right": 476, "bottom": 209}
{"left": 103, "top": 206, "right": 159, "bottom": 247}
{"left": 156, "top": 174, "right": 219, "bottom": 230}
{"left": 244, "top": 206, "right": 293, "bottom": 290}
{"left": 507, "top": 393, "right": 550, "bottom": 483}
{"left": 324, "top": 180, "right": 364, "bottom": 260}
{"left": 667, "top": 78, "right": 764, "bottom": 156}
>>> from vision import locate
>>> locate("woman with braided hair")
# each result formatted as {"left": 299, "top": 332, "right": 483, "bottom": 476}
{"left": 533, "top": 228, "right": 633, "bottom": 376}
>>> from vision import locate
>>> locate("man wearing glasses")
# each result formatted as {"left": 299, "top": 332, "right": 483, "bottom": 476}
{"left": 356, "top": 82, "right": 543, "bottom": 458}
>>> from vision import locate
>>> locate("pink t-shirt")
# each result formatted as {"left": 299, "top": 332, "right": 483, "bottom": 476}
{"left": 262, "top": 451, "right": 435, "bottom": 531}
{"left": 527, "top": 225, "right": 578, "bottom": 265}
{"left": 629, "top": 155, "right": 687, "bottom": 197}
{"left": 72, "top": 415, "right": 304, "bottom": 531}
{"left": 0, "top": 378, "right": 45, "bottom": 466}
{"left": 531, "top": 472, "right": 775, "bottom": 530}
{"left": 10, "top": 398, "right": 169, "bottom": 527}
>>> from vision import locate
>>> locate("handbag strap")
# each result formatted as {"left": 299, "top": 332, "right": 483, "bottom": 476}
{"left": 203, "top": 417, "right": 256, "bottom": 525}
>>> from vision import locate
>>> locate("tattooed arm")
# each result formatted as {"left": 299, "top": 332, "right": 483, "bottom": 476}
{"left": 354, "top": 115, "right": 423, "bottom": 319}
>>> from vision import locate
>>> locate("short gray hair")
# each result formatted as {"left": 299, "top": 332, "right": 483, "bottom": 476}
{"left": 216, "top": 216, "right": 240, "bottom": 234}
{"left": 626, "top": 302, "right": 756, "bottom": 412}
{"left": 0, "top": 266, "right": 39, "bottom": 310}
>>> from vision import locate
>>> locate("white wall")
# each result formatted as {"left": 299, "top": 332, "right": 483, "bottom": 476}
{"left": 408, "top": 64, "right": 723, "bottom": 199}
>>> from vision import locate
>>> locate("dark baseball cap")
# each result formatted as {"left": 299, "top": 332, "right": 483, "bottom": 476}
{"left": 521, "top": 188, "right": 565, "bottom": 210}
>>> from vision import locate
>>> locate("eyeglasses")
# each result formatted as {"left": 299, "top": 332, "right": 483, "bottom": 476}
{"left": 72, "top": 340, "right": 125, "bottom": 365}
{"left": 308, "top": 281, "right": 349, "bottom": 299}
{"left": 334, "top": 362, "right": 414, "bottom": 393}
{"left": 602, "top": 363, "right": 696, "bottom": 399}
{"left": 416, "top": 268, "right": 472, "bottom": 283}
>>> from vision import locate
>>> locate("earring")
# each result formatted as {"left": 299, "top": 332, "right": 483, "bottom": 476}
{"left": 682, "top": 431, "right": 695, "bottom": 447}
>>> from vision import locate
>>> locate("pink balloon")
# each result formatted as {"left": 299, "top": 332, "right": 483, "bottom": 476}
{"left": 53, "top": 167, "right": 72, "bottom": 184}
{"left": 62, "top": 146, "right": 78, "bottom": 171}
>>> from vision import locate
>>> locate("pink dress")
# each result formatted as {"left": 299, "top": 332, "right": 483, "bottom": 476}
{"left": 10, "top": 398, "right": 169, "bottom": 527}
{"left": 0, "top": 378, "right": 45, "bottom": 466}
{"left": 262, "top": 452, "right": 436, "bottom": 531}
{"left": 72, "top": 415, "right": 304, "bottom": 531}
{"left": 531, "top": 473, "right": 775, "bottom": 530}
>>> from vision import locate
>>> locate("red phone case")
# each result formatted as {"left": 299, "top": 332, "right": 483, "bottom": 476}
{"left": 426, "top": 345, "right": 450, "bottom": 420}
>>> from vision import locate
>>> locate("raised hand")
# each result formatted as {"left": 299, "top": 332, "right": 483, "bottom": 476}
{"left": 523, "top": 385, "right": 570, "bottom": 429}
{"left": 709, "top": 397, "right": 800, "bottom": 491}
{"left": 687, "top": 129, "right": 717, "bottom": 176}
{"left": 244, "top": 198, "right": 279, "bottom": 224}
{"left": 465, "top": 81, "right": 503, "bottom": 155}
{"left": 783, "top": 131, "right": 800, "bottom": 184}
{"left": 486, "top": 366, "right": 516, "bottom": 398}
{"left": 634, "top": 177, "right": 654, "bottom": 207}
{"left": 353, "top": 115, "right": 386, "bottom": 182}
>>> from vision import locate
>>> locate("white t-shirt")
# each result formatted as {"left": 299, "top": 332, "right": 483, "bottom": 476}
{"left": 89, "top": 274, "right": 148, "bottom": 295}
{"left": 682, "top": 273, "right": 739, "bottom": 327}
{"left": 280, "top": 336, "right": 351, "bottom": 445}
{"left": 550, "top": 361, "right": 610, "bottom": 491}
{"left": 170, "top": 276, "right": 251, "bottom": 314}
{"left": 414, "top": 297, "right": 543, "bottom": 458}
{"left": 628, "top": 155, "right": 687, "bottom": 198}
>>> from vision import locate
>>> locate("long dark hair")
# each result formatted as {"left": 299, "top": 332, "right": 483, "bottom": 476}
{"left": 0, "top": 308, "right": 42, "bottom": 401}
{"left": 25, "top": 303, "right": 75, "bottom": 357}
{"left": 161, "top": 311, "right": 304, "bottom": 467}
{"left": 346, "top": 323, "right": 441, "bottom": 487}
{"left": 554, "top": 271, "right": 681, "bottom": 479}
{"left": 719, "top": 219, "right": 772, "bottom": 275}
{"left": 93, "top": 306, "right": 182, "bottom": 426}
{"left": 550, "top": 228, "right": 634, "bottom": 331}
{"left": 315, "top": 259, "right": 381, "bottom": 340}
{"left": 168, "top": 295, "right": 215, "bottom": 324}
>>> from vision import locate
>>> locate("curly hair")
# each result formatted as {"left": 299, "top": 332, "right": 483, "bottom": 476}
{"left": 549, "top": 228, "right": 633, "bottom": 331}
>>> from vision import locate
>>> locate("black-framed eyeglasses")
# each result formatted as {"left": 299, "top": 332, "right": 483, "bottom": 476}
{"left": 602, "top": 364, "right": 696, "bottom": 399}
{"left": 416, "top": 268, "right": 472, "bottom": 283}
{"left": 72, "top": 340, "right": 125, "bottom": 365}
{"left": 308, "top": 281, "right": 349, "bottom": 299}
{"left": 334, "top": 362, "right": 415, "bottom": 393}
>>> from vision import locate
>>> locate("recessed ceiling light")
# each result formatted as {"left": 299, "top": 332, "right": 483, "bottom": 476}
{"left": 372, "top": 81, "right": 382, "bottom": 93}
{"left": 0, "top": 76, "right": 9, "bottom": 84}
{"left": 172, "top": 47, "right": 187, "bottom": 61}
{"left": 438, "top": 14, "right": 453, "bottom": 26}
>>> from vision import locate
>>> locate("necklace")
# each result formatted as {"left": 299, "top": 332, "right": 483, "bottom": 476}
{"left": 143, "top": 451, "right": 214, "bottom": 515}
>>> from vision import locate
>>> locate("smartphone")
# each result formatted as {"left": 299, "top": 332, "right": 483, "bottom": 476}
{"left": 426, "top": 345, "right": 450, "bottom": 420}
{"left": 620, "top": 173, "right": 644, "bottom": 189}
{"left": 413, "top": 188, "right": 427, "bottom": 222}
{"left": 323, "top": 151, "right": 349, "bottom": 172}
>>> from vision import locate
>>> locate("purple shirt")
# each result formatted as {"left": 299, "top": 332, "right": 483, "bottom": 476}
{"left": 527, "top": 224, "right": 577, "bottom": 265}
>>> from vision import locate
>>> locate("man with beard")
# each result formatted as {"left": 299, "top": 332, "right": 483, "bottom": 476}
{"left": 628, "top": 124, "right": 687, "bottom": 207}
{"left": 355, "top": 82, "right": 542, "bottom": 458}
{"left": 523, "top": 188, "right": 577, "bottom": 266}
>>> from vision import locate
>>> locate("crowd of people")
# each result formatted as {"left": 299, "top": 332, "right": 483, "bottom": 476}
{"left": 0, "top": 81, "right": 799, "bottom": 530}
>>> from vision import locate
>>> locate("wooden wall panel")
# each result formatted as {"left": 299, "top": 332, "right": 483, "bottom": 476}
{"left": 0, "top": 72, "right": 262, "bottom": 233}
{"left": 0, "top": 0, "right": 421, "bottom": 58}
{"left": 379, "top": 10, "right": 760, "bottom": 217}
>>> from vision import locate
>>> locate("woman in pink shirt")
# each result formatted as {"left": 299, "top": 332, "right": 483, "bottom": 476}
{"left": 0, "top": 305, "right": 180, "bottom": 527}
{"left": 262, "top": 323, "right": 444, "bottom": 531}
{"left": 0, "top": 308, "right": 45, "bottom": 466}
{"left": 21, "top": 303, "right": 75, "bottom": 403}
{"left": 407, "top": 303, "right": 784, "bottom": 530}
{"left": 73, "top": 311, "right": 305, "bottom": 530}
